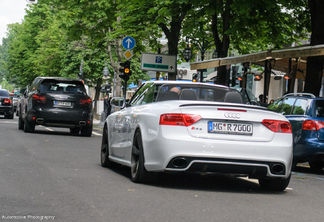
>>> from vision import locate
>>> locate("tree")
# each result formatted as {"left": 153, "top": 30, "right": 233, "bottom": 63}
{"left": 120, "top": 0, "right": 193, "bottom": 80}
{"left": 204, "top": 0, "right": 309, "bottom": 85}
{"left": 304, "top": 0, "right": 324, "bottom": 96}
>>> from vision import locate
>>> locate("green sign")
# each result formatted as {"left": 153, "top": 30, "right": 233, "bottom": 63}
{"left": 143, "top": 63, "right": 169, "bottom": 69}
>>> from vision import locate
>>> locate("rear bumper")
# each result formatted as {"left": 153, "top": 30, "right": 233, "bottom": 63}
{"left": 143, "top": 128, "right": 293, "bottom": 179}
{"left": 0, "top": 106, "right": 14, "bottom": 115}
{"left": 294, "top": 137, "right": 324, "bottom": 162}
{"left": 26, "top": 108, "right": 93, "bottom": 128}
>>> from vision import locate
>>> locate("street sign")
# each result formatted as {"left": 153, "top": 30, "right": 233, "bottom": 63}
{"left": 122, "top": 37, "right": 135, "bottom": 50}
{"left": 141, "top": 53, "right": 177, "bottom": 73}
{"left": 123, "top": 50, "right": 134, "bottom": 60}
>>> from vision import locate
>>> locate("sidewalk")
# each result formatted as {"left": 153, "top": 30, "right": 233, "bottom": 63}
{"left": 93, "top": 119, "right": 104, "bottom": 130}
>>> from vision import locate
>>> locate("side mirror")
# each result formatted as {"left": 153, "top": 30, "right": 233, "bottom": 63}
{"left": 20, "top": 88, "right": 26, "bottom": 94}
{"left": 111, "top": 97, "right": 126, "bottom": 109}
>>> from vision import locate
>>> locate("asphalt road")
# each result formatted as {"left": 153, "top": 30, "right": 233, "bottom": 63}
{"left": 1, "top": 116, "right": 324, "bottom": 222}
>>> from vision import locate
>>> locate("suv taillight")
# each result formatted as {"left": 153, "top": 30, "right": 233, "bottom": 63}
{"left": 80, "top": 98, "right": 92, "bottom": 105}
{"left": 159, "top": 114, "right": 201, "bottom": 126}
{"left": 262, "top": 119, "right": 292, "bottom": 133}
{"left": 302, "top": 120, "right": 324, "bottom": 131}
{"left": 32, "top": 94, "right": 46, "bottom": 103}
{"left": 3, "top": 99, "right": 12, "bottom": 104}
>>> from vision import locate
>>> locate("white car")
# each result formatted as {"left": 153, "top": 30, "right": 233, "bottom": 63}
{"left": 101, "top": 81, "right": 293, "bottom": 191}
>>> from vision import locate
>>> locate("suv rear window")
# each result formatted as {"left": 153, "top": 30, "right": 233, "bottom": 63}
{"left": 315, "top": 100, "right": 324, "bottom": 117}
{"left": 0, "top": 90, "right": 9, "bottom": 97}
{"left": 40, "top": 80, "right": 86, "bottom": 94}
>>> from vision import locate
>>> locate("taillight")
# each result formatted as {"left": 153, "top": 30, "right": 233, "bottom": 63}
{"left": 262, "top": 119, "right": 292, "bottom": 133}
{"left": 32, "top": 94, "right": 46, "bottom": 103}
{"left": 302, "top": 120, "right": 324, "bottom": 131}
{"left": 159, "top": 114, "right": 201, "bottom": 126}
{"left": 3, "top": 99, "right": 12, "bottom": 104}
{"left": 80, "top": 98, "right": 92, "bottom": 105}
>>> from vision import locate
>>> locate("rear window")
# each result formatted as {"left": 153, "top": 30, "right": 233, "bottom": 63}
{"left": 39, "top": 80, "right": 86, "bottom": 94}
{"left": 315, "top": 100, "right": 324, "bottom": 117}
{"left": 0, "top": 90, "right": 9, "bottom": 97}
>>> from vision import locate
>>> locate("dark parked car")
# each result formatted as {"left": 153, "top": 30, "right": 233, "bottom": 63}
{"left": 268, "top": 93, "right": 324, "bottom": 172}
{"left": 18, "top": 77, "right": 93, "bottom": 136}
{"left": 0, "top": 89, "right": 14, "bottom": 119}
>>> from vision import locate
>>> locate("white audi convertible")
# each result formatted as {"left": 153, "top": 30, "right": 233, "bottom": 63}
{"left": 101, "top": 81, "right": 293, "bottom": 191}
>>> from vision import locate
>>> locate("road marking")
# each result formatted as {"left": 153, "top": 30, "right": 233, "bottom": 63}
{"left": 1, "top": 121, "right": 16, "bottom": 124}
{"left": 92, "top": 132, "right": 101, "bottom": 136}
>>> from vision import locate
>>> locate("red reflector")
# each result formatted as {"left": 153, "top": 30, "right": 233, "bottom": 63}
{"left": 217, "top": 108, "right": 247, "bottom": 112}
{"left": 262, "top": 119, "right": 292, "bottom": 133}
{"left": 87, "top": 121, "right": 90, "bottom": 124}
{"left": 32, "top": 117, "right": 36, "bottom": 120}
{"left": 159, "top": 114, "right": 201, "bottom": 126}
{"left": 302, "top": 120, "right": 324, "bottom": 131}
{"left": 80, "top": 98, "right": 92, "bottom": 105}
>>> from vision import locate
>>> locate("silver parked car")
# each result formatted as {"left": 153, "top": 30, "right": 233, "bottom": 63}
{"left": 101, "top": 81, "right": 293, "bottom": 191}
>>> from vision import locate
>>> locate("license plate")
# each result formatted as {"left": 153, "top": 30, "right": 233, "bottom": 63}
{"left": 208, "top": 121, "right": 253, "bottom": 135}
{"left": 54, "top": 101, "right": 71, "bottom": 107}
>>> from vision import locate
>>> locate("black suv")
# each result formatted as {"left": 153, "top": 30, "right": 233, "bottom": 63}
{"left": 18, "top": 77, "right": 93, "bottom": 136}
{"left": 0, "top": 89, "right": 14, "bottom": 119}
{"left": 268, "top": 93, "right": 324, "bottom": 172}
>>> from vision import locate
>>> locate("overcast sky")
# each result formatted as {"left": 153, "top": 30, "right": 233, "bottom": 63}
{"left": 0, "top": 0, "right": 29, "bottom": 45}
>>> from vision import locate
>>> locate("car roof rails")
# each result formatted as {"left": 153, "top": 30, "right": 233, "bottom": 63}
{"left": 283, "top": 93, "right": 316, "bottom": 98}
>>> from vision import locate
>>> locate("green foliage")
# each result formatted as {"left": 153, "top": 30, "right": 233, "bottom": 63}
{"left": 0, "top": 79, "right": 13, "bottom": 92}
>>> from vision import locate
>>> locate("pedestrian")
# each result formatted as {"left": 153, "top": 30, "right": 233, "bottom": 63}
{"left": 103, "top": 95, "right": 111, "bottom": 119}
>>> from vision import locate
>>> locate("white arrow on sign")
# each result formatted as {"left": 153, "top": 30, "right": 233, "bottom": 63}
{"left": 126, "top": 38, "right": 132, "bottom": 49}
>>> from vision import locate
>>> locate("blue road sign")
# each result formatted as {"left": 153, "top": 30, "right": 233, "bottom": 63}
{"left": 122, "top": 37, "right": 136, "bottom": 50}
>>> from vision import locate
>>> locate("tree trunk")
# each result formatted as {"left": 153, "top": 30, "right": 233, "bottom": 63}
{"left": 211, "top": 0, "right": 232, "bottom": 86}
{"left": 304, "top": 0, "right": 324, "bottom": 95}
{"left": 304, "top": 57, "right": 324, "bottom": 96}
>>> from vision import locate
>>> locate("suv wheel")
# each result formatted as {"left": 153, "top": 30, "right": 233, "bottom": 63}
{"left": 18, "top": 114, "right": 24, "bottom": 130}
{"left": 81, "top": 124, "right": 92, "bottom": 137}
{"left": 24, "top": 118, "right": 35, "bottom": 133}
{"left": 309, "top": 161, "right": 324, "bottom": 173}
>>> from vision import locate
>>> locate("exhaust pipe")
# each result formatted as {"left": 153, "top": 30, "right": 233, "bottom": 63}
{"left": 79, "top": 121, "right": 86, "bottom": 126}
{"left": 36, "top": 118, "right": 44, "bottom": 124}
{"left": 271, "top": 164, "right": 284, "bottom": 174}
{"left": 172, "top": 158, "right": 188, "bottom": 168}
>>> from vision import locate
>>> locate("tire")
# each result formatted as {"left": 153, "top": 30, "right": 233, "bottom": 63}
{"left": 81, "top": 124, "right": 92, "bottom": 137}
{"left": 130, "top": 130, "right": 151, "bottom": 183}
{"left": 101, "top": 125, "right": 114, "bottom": 167}
{"left": 16, "top": 110, "right": 19, "bottom": 116}
{"left": 24, "top": 118, "right": 35, "bottom": 133}
{"left": 309, "top": 161, "right": 324, "bottom": 173}
{"left": 259, "top": 174, "right": 291, "bottom": 191}
{"left": 8, "top": 113, "right": 14, "bottom": 119}
{"left": 18, "top": 115, "right": 24, "bottom": 130}
{"left": 70, "top": 127, "right": 80, "bottom": 135}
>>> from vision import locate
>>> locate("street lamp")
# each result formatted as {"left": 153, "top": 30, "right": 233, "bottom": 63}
{"left": 103, "top": 62, "right": 109, "bottom": 77}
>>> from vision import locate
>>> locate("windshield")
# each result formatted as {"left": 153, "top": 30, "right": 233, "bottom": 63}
{"left": 0, "top": 90, "right": 9, "bottom": 97}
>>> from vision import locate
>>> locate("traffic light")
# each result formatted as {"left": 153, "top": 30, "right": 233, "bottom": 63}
{"left": 119, "top": 61, "right": 132, "bottom": 76}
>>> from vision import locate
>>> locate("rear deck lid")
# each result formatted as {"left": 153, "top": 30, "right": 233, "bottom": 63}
{"left": 179, "top": 103, "right": 289, "bottom": 142}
